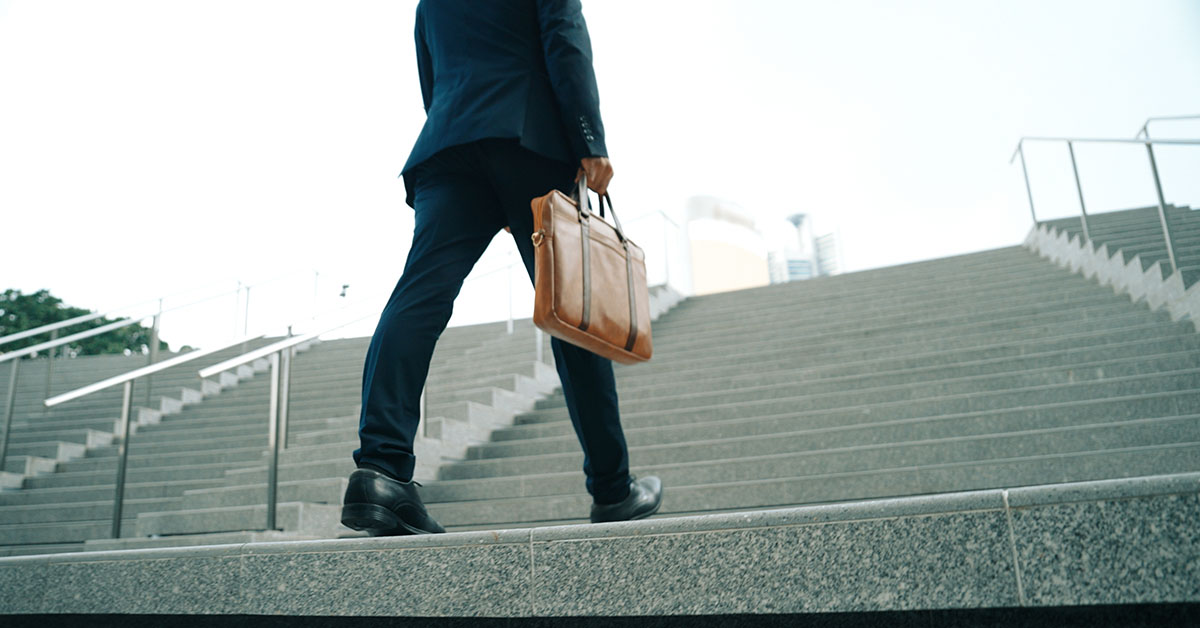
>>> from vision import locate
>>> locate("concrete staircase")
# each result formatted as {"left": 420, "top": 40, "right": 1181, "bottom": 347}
{"left": 1039, "top": 204, "right": 1200, "bottom": 288}
{"left": 1, "top": 237, "right": 1197, "bottom": 618}
{"left": 0, "top": 318, "right": 571, "bottom": 556}
{"left": 0, "top": 337, "right": 292, "bottom": 555}
{"left": 412, "top": 244, "right": 1199, "bottom": 530}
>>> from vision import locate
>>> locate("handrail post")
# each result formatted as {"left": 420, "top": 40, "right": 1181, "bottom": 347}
{"left": 111, "top": 379, "right": 135, "bottom": 538}
{"left": 661, "top": 212, "right": 673, "bottom": 288}
{"left": 507, "top": 263, "right": 514, "bottom": 335}
{"left": 1017, "top": 143, "right": 1038, "bottom": 226}
{"left": 0, "top": 359, "right": 20, "bottom": 473}
{"left": 278, "top": 328, "right": 293, "bottom": 451}
{"left": 242, "top": 286, "right": 252, "bottom": 353}
{"left": 42, "top": 329, "right": 58, "bottom": 406}
{"left": 233, "top": 281, "right": 243, "bottom": 340}
{"left": 535, "top": 328, "right": 544, "bottom": 364}
{"left": 1145, "top": 141, "right": 1178, "bottom": 275}
{"left": 144, "top": 301, "right": 162, "bottom": 408}
{"left": 419, "top": 385, "right": 428, "bottom": 438}
{"left": 1066, "top": 141, "right": 1092, "bottom": 245}
{"left": 265, "top": 352, "right": 281, "bottom": 531}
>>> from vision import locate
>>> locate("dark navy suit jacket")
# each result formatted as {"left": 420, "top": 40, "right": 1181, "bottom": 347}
{"left": 400, "top": 0, "right": 607, "bottom": 206}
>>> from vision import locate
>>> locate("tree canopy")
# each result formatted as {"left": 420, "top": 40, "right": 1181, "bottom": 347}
{"left": 0, "top": 289, "right": 172, "bottom": 358}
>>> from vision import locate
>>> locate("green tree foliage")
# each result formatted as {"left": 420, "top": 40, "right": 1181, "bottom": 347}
{"left": 0, "top": 289, "right": 171, "bottom": 357}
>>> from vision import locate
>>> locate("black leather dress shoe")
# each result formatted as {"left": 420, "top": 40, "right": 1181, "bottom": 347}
{"left": 341, "top": 468, "right": 445, "bottom": 535}
{"left": 590, "top": 475, "right": 663, "bottom": 523}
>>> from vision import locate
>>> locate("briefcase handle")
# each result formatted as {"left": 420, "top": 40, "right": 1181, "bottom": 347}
{"left": 575, "top": 174, "right": 627, "bottom": 245}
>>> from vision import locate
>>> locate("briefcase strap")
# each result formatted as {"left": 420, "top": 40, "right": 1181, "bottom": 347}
{"left": 574, "top": 176, "right": 638, "bottom": 351}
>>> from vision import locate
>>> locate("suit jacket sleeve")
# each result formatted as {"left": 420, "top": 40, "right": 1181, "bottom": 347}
{"left": 415, "top": 9, "right": 434, "bottom": 113}
{"left": 536, "top": 0, "right": 608, "bottom": 160}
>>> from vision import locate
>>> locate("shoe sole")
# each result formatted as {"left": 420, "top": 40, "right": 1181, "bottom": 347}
{"left": 590, "top": 495, "right": 663, "bottom": 524}
{"left": 341, "top": 503, "right": 434, "bottom": 536}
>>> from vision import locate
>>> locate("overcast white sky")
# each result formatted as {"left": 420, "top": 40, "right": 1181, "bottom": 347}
{"left": 2, "top": 0, "right": 1198, "bottom": 349}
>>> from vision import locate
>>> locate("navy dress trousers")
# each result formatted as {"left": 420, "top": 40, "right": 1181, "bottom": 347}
{"left": 352, "top": 0, "right": 633, "bottom": 505}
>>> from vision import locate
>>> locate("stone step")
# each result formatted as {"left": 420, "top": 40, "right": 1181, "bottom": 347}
{"left": 0, "top": 518, "right": 138, "bottom": 545}
{"left": 0, "top": 478, "right": 225, "bottom": 507}
{"left": 0, "top": 542, "right": 87, "bottom": 557}
{"left": 655, "top": 273, "right": 1114, "bottom": 329}
{"left": 22, "top": 460, "right": 249, "bottom": 490}
{"left": 133, "top": 501, "right": 343, "bottom": 537}
{"left": 428, "top": 441, "right": 1200, "bottom": 528}
{"left": 4, "top": 441, "right": 86, "bottom": 462}
{"left": 4, "top": 472, "right": 1198, "bottom": 616}
{"left": 625, "top": 284, "right": 1125, "bottom": 343}
{"left": 498, "top": 387, "right": 1200, "bottom": 444}
{"left": 516, "top": 367, "right": 1200, "bottom": 429}
{"left": 6, "top": 428, "right": 114, "bottom": 448}
{"left": 608, "top": 333, "right": 1200, "bottom": 392}
{"left": 180, "top": 477, "right": 347, "bottom": 509}
{"left": 646, "top": 306, "right": 1169, "bottom": 366}
{"left": 481, "top": 394, "right": 1200, "bottom": 462}
{"left": 79, "top": 529, "right": 328, "bottom": 553}
{"left": 1, "top": 455, "right": 57, "bottom": 477}
{"left": 57, "top": 447, "right": 268, "bottom": 473}
{"left": 605, "top": 318, "right": 1191, "bottom": 384}
{"left": 536, "top": 350, "right": 1200, "bottom": 414}
{"left": 439, "top": 413, "right": 1198, "bottom": 483}
{"left": 0, "top": 496, "right": 183, "bottom": 525}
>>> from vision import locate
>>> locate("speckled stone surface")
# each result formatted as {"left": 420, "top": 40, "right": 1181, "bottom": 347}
{"left": 2, "top": 475, "right": 1198, "bottom": 616}
{"left": 40, "top": 556, "right": 243, "bottom": 614}
{"left": 0, "top": 563, "right": 48, "bottom": 613}
{"left": 531, "top": 511, "right": 1018, "bottom": 615}
{"left": 1007, "top": 472, "right": 1200, "bottom": 507}
{"left": 1011, "top": 493, "right": 1200, "bottom": 606}
{"left": 241, "top": 542, "right": 531, "bottom": 616}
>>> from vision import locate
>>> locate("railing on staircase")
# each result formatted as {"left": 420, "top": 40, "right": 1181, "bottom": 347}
{"left": 196, "top": 310, "right": 379, "bottom": 532}
{"left": 1010, "top": 133, "right": 1200, "bottom": 275}
{"left": 39, "top": 333, "right": 266, "bottom": 538}
{"left": 0, "top": 270, "right": 323, "bottom": 438}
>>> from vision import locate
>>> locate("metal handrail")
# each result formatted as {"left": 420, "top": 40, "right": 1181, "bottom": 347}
{"left": 1009, "top": 136, "right": 1200, "bottom": 164}
{"left": 0, "top": 317, "right": 149, "bottom": 365}
{"left": 24, "top": 333, "right": 265, "bottom": 538}
{"left": 1010, "top": 133, "right": 1200, "bottom": 275}
{"left": 196, "top": 308, "right": 378, "bottom": 531}
{"left": 1138, "top": 114, "right": 1200, "bottom": 139}
{"left": 0, "top": 270, "right": 317, "bottom": 353}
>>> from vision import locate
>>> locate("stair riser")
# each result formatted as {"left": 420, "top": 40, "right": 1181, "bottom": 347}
{"left": 0, "top": 480, "right": 224, "bottom": 507}
{"left": 438, "top": 419, "right": 1199, "bottom": 481}
{"left": 181, "top": 479, "right": 347, "bottom": 509}
{"left": 520, "top": 369, "right": 1200, "bottom": 428}
{"left": 59, "top": 449, "right": 267, "bottom": 473}
{"left": 0, "top": 498, "right": 182, "bottom": 525}
{"left": 656, "top": 279, "right": 1120, "bottom": 334}
{"left": 431, "top": 444, "right": 1200, "bottom": 527}
{"left": 648, "top": 308, "right": 1169, "bottom": 367}
{"left": 607, "top": 336, "right": 1200, "bottom": 394}
{"left": 505, "top": 390, "right": 1199, "bottom": 443}
{"left": 479, "top": 402, "right": 1200, "bottom": 460}
{"left": 603, "top": 318, "right": 1188, "bottom": 383}
{"left": 23, "top": 465, "right": 235, "bottom": 489}
{"left": 605, "top": 322, "right": 1192, "bottom": 395}
{"left": 600, "top": 350, "right": 1200, "bottom": 407}
{"left": 538, "top": 357, "right": 1200, "bottom": 416}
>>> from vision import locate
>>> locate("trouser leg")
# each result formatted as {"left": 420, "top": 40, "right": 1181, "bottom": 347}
{"left": 481, "top": 139, "right": 632, "bottom": 504}
{"left": 354, "top": 149, "right": 504, "bottom": 482}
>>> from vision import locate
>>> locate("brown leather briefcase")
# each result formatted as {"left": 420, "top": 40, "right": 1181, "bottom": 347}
{"left": 530, "top": 177, "right": 653, "bottom": 364}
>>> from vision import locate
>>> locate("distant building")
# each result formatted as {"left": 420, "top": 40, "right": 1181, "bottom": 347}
{"left": 768, "top": 213, "right": 839, "bottom": 284}
{"left": 686, "top": 197, "right": 770, "bottom": 296}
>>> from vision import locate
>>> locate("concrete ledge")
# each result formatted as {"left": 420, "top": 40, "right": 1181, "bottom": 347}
{"left": 1025, "top": 224, "right": 1200, "bottom": 333}
{"left": 1, "top": 473, "right": 1197, "bottom": 616}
